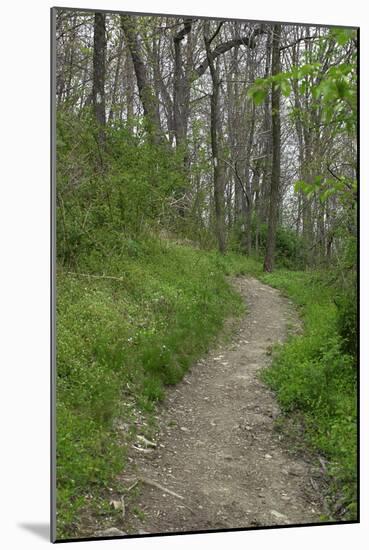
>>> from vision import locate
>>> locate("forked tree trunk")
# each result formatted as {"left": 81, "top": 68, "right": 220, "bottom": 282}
{"left": 121, "top": 15, "right": 162, "bottom": 144}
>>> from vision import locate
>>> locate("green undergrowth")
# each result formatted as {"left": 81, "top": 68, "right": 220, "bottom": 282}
{"left": 259, "top": 269, "right": 357, "bottom": 520}
{"left": 56, "top": 241, "right": 356, "bottom": 536}
{"left": 56, "top": 239, "right": 254, "bottom": 537}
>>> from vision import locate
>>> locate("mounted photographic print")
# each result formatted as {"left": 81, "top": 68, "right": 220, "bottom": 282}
{"left": 51, "top": 6, "right": 359, "bottom": 542}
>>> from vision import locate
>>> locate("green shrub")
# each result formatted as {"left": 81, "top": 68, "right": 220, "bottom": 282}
{"left": 258, "top": 223, "right": 306, "bottom": 269}
{"left": 335, "top": 287, "right": 357, "bottom": 357}
{"left": 229, "top": 219, "right": 305, "bottom": 269}
{"left": 334, "top": 237, "right": 357, "bottom": 358}
{"left": 56, "top": 111, "right": 187, "bottom": 267}
{"left": 261, "top": 270, "right": 357, "bottom": 519}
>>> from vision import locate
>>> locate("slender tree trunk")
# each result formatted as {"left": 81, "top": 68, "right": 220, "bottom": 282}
{"left": 302, "top": 133, "right": 314, "bottom": 267}
{"left": 170, "top": 19, "right": 194, "bottom": 216}
{"left": 244, "top": 95, "right": 256, "bottom": 256}
{"left": 226, "top": 46, "right": 242, "bottom": 227}
{"left": 173, "top": 18, "right": 192, "bottom": 151}
{"left": 263, "top": 24, "right": 281, "bottom": 272}
{"left": 204, "top": 24, "right": 226, "bottom": 254}
{"left": 64, "top": 15, "right": 78, "bottom": 104}
{"left": 92, "top": 12, "right": 106, "bottom": 146}
{"left": 210, "top": 64, "right": 226, "bottom": 254}
{"left": 125, "top": 47, "right": 135, "bottom": 128}
{"left": 78, "top": 59, "right": 89, "bottom": 114}
{"left": 149, "top": 35, "right": 174, "bottom": 144}
{"left": 108, "top": 30, "right": 124, "bottom": 123}
{"left": 259, "top": 29, "right": 272, "bottom": 225}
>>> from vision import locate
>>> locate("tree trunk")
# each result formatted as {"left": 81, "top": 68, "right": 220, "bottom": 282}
{"left": 204, "top": 24, "right": 226, "bottom": 254}
{"left": 173, "top": 18, "right": 193, "bottom": 156}
{"left": 244, "top": 94, "right": 256, "bottom": 256}
{"left": 259, "top": 28, "right": 272, "bottom": 225}
{"left": 302, "top": 132, "right": 314, "bottom": 267}
{"left": 125, "top": 47, "right": 135, "bottom": 128}
{"left": 211, "top": 65, "right": 227, "bottom": 254}
{"left": 263, "top": 24, "right": 281, "bottom": 272}
{"left": 108, "top": 29, "right": 124, "bottom": 123}
{"left": 92, "top": 12, "right": 106, "bottom": 146}
{"left": 121, "top": 15, "right": 162, "bottom": 144}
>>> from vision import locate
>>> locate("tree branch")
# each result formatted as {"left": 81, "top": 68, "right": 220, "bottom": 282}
{"left": 327, "top": 164, "right": 342, "bottom": 181}
{"left": 279, "top": 35, "right": 319, "bottom": 52}
{"left": 195, "top": 26, "right": 266, "bottom": 79}
{"left": 174, "top": 17, "right": 194, "bottom": 42}
{"left": 209, "top": 21, "right": 224, "bottom": 45}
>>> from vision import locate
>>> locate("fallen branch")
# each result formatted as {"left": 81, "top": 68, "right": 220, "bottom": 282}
{"left": 136, "top": 435, "right": 157, "bottom": 448}
{"left": 139, "top": 477, "right": 184, "bottom": 500}
{"left": 310, "top": 477, "right": 319, "bottom": 491}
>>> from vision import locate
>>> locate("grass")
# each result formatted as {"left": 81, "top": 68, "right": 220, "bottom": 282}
{"left": 259, "top": 269, "right": 357, "bottom": 520}
{"left": 56, "top": 241, "right": 357, "bottom": 536}
{"left": 56, "top": 238, "right": 251, "bottom": 538}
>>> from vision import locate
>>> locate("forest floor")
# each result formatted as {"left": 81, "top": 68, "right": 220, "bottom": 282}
{"left": 96, "top": 277, "right": 327, "bottom": 537}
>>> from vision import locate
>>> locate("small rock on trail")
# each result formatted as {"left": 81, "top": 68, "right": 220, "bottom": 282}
{"left": 117, "top": 277, "right": 325, "bottom": 535}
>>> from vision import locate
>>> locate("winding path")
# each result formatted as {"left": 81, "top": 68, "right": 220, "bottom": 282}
{"left": 119, "top": 277, "right": 324, "bottom": 534}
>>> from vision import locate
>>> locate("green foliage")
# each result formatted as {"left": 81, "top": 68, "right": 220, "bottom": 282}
{"left": 335, "top": 288, "right": 357, "bottom": 358}
{"left": 56, "top": 111, "right": 188, "bottom": 267}
{"left": 332, "top": 236, "right": 357, "bottom": 357}
{"left": 287, "top": 29, "right": 358, "bottom": 231}
{"left": 248, "top": 63, "right": 322, "bottom": 105}
{"left": 248, "top": 83, "right": 268, "bottom": 106}
{"left": 56, "top": 240, "right": 244, "bottom": 538}
{"left": 329, "top": 28, "right": 357, "bottom": 46}
{"left": 314, "top": 63, "right": 357, "bottom": 132}
{"left": 208, "top": 249, "right": 263, "bottom": 278}
{"left": 55, "top": 14, "right": 357, "bottom": 537}
{"left": 229, "top": 219, "right": 305, "bottom": 269}
{"left": 260, "top": 270, "right": 357, "bottom": 519}
{"left": 294, "top": 175, "right": 356, "bottom": 208}
{"left": 248, "top": 29, "right": 357, "bottom": 135}
{"left": 251, "top": 222, "right": 304, "bottom": 269}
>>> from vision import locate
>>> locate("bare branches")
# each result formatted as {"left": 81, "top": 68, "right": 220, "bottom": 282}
{"left": 279, "top": 35, "right": 319, "bottom": 52}
{"left": 222, "top": 158, "right": 251, "bottom": 207}
{"left": 208, "top": 21, "right": 224, "bottom": 45}
{"left": 195, "top": 25, "right": 266, "bottom": 79}
{"left": 327, "top": 164, "right": 342, "bottom": 181}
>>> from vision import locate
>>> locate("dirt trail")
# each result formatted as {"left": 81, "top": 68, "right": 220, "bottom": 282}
{"left": 119, "top": 277, "right": 324, "bottom": 534}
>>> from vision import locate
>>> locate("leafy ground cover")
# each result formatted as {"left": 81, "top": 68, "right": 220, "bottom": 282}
{"left": 259, "top": 269, "right": 357, "bottom": 520}
{"left": 56, "top": 244, "right": 356, "bottom": 536}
